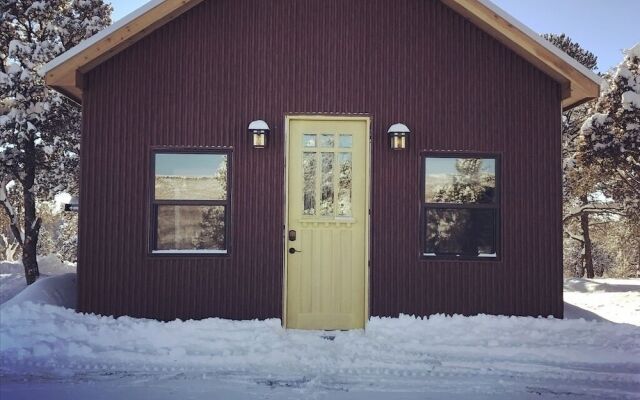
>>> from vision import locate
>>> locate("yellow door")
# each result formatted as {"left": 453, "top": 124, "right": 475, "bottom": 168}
{"left": 285, "top": 116, "right": 369, "bottom": 330}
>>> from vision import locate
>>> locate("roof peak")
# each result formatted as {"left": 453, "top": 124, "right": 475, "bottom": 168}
{"left": 43, "top": 0, "right": 600, "bottom": 108}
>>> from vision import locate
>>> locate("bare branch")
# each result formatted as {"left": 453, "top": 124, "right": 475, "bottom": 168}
{"left": 563, "top": 202, "right": 623, "bottom": 222}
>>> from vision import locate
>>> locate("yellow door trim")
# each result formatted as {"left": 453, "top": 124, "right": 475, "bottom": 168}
{"left": 282, "top": 114, "right": 371, "bottom": 329}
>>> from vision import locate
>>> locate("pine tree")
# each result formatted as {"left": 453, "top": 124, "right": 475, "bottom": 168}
{"left": 578, "top": 43, "right": 640, "bottom": 277}
{"left": 542, "top": 33, "right": 619, "bottom": 278}
{"left": 579, "top": 43, "right": 640, "bottom": 223}
{"left": 1, "top": 0, "right": 111, "bottom": 283}
{"left": 542, "top": 34, "right": 598, "bottom": 71}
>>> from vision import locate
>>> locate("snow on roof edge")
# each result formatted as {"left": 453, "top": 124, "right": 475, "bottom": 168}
{"left": 478, "top": 0, "right": 602, "bottom": 86}
{"left": 41, "top": 0, "right": 166, "bottom": 76}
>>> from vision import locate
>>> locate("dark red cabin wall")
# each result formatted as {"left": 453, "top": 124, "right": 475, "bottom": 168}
{"left": 80, "top": 0, "right": 563, "bottom": 321}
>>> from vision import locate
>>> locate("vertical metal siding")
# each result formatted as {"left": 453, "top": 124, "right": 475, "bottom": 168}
{"left": 80, "top": 0, "right": 563, "bottom": 321}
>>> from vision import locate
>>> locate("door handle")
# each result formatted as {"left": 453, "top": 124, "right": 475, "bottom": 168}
{"left": 288, "top": 248, "right": 302, "bottom": 254}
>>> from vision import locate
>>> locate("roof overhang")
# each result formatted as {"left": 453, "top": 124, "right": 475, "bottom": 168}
{"left": 442, "top": 0, "right": 602, "bottom": 110}
{"left": 43, "top": 0, "right": 601, "bottom": 110}
{"left": 41, "top": 0, "right": 204, "bottom": 103}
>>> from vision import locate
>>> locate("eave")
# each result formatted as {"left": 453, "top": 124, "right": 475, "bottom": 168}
{"left": 43, "top": 0, "right": 601, "bottom": 110}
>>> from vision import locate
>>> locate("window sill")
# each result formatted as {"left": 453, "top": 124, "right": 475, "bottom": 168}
{"left": 421, "top": 253, "right": 500, "bottom": 262}
{"left": 148, "top": 249, "right": 230, "bottom": 258}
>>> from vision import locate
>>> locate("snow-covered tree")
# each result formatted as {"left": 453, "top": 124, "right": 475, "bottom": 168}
{"left": 542, "top": 33, "right": 626, "bottom": 278}
{"left": 579, "top": 43, "right": 640, "bottom": 225}
{"left": 1, "top": 0, "right": 111, "bottom": 283}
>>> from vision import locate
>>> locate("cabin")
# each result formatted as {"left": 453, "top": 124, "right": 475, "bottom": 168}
{"left": 43, "top": 0, "right": 600, "bottom": 329}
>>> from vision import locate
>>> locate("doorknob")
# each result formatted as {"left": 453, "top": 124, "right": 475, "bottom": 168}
{"left": 289, "top": 248, "right": 302, "bottom": 254}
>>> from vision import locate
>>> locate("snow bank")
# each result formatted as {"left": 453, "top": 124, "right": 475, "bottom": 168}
{"left": 0, "top": 255, "right": 75, "bottom": 305}
{"left": 1, "top": 305, "right": 639, "bottom": 389}
{"left": 564, "top": 278, "right": 640, "bottom": 326}
{"left": 1, "top": 273, "right": 76, "bottom": 309}
{"left": 0, "top": 276, "right": 639, "bottom": 398}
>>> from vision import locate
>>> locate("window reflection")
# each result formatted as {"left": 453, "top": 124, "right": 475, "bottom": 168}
{"left": 425, "top": 158, "right": 496, "bottom": 204}
{"left": 157, "top": 205, "right": 226, "bottom": 251}
{"left": 155, "top": 154, "right": 227, "bottom": 200}
{"left": 425, "top": 209, "right": 496, "bottom": 257}
{"left": 337, "top": 153, "right": 352, "bottom": 216}
{"left": 303, "top": 152, "right": 317, "bottom": 215}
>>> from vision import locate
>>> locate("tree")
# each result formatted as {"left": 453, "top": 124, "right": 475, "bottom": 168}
{"left": 579, "top": 43, "right": 640, "bottom": 224}
{"left": 578, "top": 43, "right": 640, "bottom": 277}
{"left": 542, "top": 33, "right": 619, "bottom": 278}
{"left": 1, "top": 0, "right": 111, "bottom": 283}
{"left": 542, "top": 34, "right": 598, "bottom": 71}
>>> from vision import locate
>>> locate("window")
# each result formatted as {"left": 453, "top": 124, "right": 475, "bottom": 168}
{"left": 150, "top": 151, "right": 230, "bottom": 254}
{"left": 422, "top": 154, "right": 499, "bottom": 259}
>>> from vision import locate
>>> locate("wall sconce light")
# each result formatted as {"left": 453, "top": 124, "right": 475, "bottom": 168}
{"left": 387, "top": 123, "right": 410, "bottom": 150}
{"left": 248, "top": 120, "right": 270, "bottom": 148}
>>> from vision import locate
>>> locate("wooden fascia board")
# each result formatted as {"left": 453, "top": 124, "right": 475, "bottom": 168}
{"left": 43, "top": 0, "right": 204, "bottom": 104}
{"left": 442, "top": 0, "right": 600, "bottom": 110}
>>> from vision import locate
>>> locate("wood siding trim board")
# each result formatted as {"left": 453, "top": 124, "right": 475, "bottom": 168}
{"left": 78, "top": 0, "right": 563, "bottom": 321}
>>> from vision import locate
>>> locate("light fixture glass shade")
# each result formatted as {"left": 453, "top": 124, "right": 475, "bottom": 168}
{"left": 390, "top": 134, "right": 406, "bottom": 150}
{"left": 248, "top": 120, "right": 270, "bottom": 148}
{"left": 253, "top": 132, "right": 266, "bottom": 148}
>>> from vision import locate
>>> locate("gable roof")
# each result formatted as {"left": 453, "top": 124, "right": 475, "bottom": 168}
{"left": 43, "top": 0, "right": 601, "bottom": 109}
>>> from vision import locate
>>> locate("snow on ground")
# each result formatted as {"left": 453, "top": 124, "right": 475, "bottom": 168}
{"left": 564, "top": 278, "right": 640, "bottom": 326}
{"left": 0, "top": 267, "right": 639, "bottom": 399}
{"left": 0, "top": 255, "right": 75, "bottom": 305}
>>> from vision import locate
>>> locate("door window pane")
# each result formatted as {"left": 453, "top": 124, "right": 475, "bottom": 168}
{"left": 425, "top": 158, "right": 496, "bottom": 203}
{"left": 318, "top": 134, "right": 335, "bottom": 148}
{"left": 339, "top": 134, "right": 352, "bottom": 148}
{"left": 337, "top": 152, "right": 352, "bottom": 216}
{"left": 303, "top": 152, "right": 317, "bottom": 215}
{"left": 320, "top": 152, "right": 334, "bottom": 216}
{"left": 155, "top": 154, "right": 227, "bottom": 200}
{"left": 156, "top": 205, "right": 226, "bottom": 251}
{"left": 425, "top": 209, "right": 496, "bottom": 257}
{"left": 303, "top": 134, "right": 317, "bottom": 147}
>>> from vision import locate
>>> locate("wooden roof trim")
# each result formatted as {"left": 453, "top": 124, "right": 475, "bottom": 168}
{"left": 43, "top": 0, "right": 601, "bottom": 109}
{"left": 442, "top": 0, "right": 602, "bottom": 110}
{"left": 41, "top": 0, "right": 204, "bottom": 103}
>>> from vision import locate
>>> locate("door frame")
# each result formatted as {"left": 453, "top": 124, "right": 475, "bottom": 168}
{"left": 282, "top": 114, "right": 372, "bottom": 329}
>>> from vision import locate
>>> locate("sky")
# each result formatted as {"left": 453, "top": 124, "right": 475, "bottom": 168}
{"left": 155, "top": 153, "right": 225, "bottom": 176}
{"left": 108, "top": 0, "right": 639, "bottom": 72}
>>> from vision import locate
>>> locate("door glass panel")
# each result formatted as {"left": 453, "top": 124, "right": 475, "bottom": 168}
{"left": 303, "top": 152, "right": 317, "bottom": 215}
{"left": 319, "top": 134, "right": 335, "bottom": 148}
{"left": 337, "top": 152, "right": 352, "bottom": 216}
{"left": 303, "top": 134, "right": 317, "bottom": 147}
{"left": 320, "top": 152, "right": 334, "bottom": 216}
{"left": 339, "top": 134, "right": 353, "bottom": 148}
